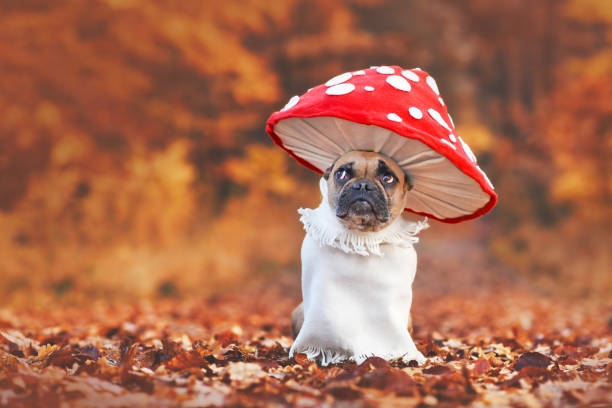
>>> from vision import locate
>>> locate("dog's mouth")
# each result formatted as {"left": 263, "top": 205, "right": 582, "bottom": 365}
{"left": 336, "top": 188, "right": 390, "bottom": 226}
{"left": 347, "top": 198, "right": 374, "bottom": 215}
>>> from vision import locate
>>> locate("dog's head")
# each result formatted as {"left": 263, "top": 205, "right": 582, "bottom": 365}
{"left": 323, "top": 150, "right": 413, "bottom": 232}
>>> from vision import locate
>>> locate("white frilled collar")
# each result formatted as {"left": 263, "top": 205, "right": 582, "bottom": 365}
{"left": 298, "top": 178, "right": 428, "bottom": 257}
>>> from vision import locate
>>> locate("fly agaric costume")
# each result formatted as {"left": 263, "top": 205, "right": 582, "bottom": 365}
{"left": 267, "top": 65, "right": 497, "bottom": 221}
{"left": 266, "top": 65, "right": 498, "bottom": 365}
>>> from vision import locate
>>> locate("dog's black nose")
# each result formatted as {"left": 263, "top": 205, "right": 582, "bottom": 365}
{"left": 351, "top": 179, "right": 376, "bottom": 191}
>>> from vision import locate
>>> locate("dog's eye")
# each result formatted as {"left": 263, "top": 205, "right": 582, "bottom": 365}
{"left": 335, "top": 169, "right": 350, "bottom": 180}
{"left": 381, "top": 174, "right": 395, "bottom": 184}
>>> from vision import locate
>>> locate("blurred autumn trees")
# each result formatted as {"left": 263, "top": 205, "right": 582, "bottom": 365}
{"left": 0, "top": 0, "right": 609, "bottom": 305}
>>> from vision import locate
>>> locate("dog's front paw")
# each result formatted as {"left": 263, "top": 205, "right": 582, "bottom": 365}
{"left": 401, "top": 350, "right": 426, "bottom": 366}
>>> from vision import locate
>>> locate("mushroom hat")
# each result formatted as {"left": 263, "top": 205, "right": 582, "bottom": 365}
{"left": 266, "top": 65, "right": 497, "bottom": 223}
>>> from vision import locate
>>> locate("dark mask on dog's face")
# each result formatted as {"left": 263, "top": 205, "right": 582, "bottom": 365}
{"left": 324, "top": 150, "right": 413, "bottom": 232}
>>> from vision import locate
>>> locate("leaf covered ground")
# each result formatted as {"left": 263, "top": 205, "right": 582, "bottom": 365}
{"left": 0, "top": 286, "right": 610, "bottom": 408}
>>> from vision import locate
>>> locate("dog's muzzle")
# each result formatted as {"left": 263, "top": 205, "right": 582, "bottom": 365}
{"left": 336, "top": 179, "right": 390, "bottom": 222}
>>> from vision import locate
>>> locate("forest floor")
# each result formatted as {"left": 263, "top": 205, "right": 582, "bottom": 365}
{"left": 0, "top": 283, "right": 611, "bottom": 407}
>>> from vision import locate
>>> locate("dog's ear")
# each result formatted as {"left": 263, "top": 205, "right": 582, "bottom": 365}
{"left": 404, "top": 171, "right": 414, "bottom": 191}
{"left": 323, "top": 165, "right": 333, "bottom": 180}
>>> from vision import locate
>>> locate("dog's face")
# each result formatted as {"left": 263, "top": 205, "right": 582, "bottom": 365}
{"left": 324, "top": 150, "right": 412, "bottom": 232}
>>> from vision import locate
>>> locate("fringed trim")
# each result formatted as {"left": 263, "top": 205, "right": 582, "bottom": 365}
{"left": 291, "top": 346, "right": 349, "bottom": 367}
{"left": 299, "top": 208, "right": 428, "bottom": 256}
{"left": 298, "top": 178, "right": 429, "bottom": 256}
{"left": 291, "top": 346, "right": 423, "bottom": 366}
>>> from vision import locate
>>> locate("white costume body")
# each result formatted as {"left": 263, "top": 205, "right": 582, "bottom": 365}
{"left": 290, "top": 178, "right": 428, "bottom": 366}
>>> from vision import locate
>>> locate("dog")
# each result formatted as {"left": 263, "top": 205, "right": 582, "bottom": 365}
{"left": 289, "top": 150, "right": 428, "bottom": 366}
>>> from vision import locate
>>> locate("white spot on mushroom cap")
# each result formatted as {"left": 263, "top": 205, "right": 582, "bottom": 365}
{"left": 427, "top": 108, "right": 452, "bottom": 132}
{"left": 440, "top": 139, "right": 457, "bottom": 150}
{"left": 438, "top": 97, "right": 445, "bottom": 106}
{"left": 408, "top": 107, "right": 423, "bottom": 119}
{"left": 387, "top": 113, "right": 402, "bottom": 122}
{"left": 353, "top": 70, "right": 366, "bottom": 75}
{"left": 449, "top": 133, "right": 457, "bottom": 142}
{"left": 448, "top": 113, "right": 455, "bottom": 128}
{"left": 459, "top": 136, "right": 477, "bottom": 163}
{"left": 426, "top": 76, "right": 440, "bottom": 95}
{"left": 364, "top": 86, "right": 374, "bottom": 91}
{"left": 376, "top": 66, "right": 395, "bottom": 74}
{"left": 326, "top": 83, "right": 355, "bottom": 96}
{"left": 281, "top": 95, "right": 299, "bottom": 111}
{"left": 401, "top": 70, "right": 420, "bottom": 82}
{"left": 325, "top": 72, "right": 352, "bottom": 87}
{"left": 386, "top": 75, "right": 411, "bottom": 92}
{"left": 413, "top": 67, "right": 423, "bottom": 71}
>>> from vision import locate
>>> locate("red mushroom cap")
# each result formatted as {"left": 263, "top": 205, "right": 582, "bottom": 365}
{"left": 266, "top": 65, "right": 497, "bottom": 223}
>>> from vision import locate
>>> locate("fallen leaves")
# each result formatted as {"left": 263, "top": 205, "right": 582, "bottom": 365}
{"left": 358, "top": 365, "right": 416, "bottom": 395}
{"left": 293, "top": 353, "right": 309, "bottom": 367}
{"left": 512, "top": 351, "right": 552, "bottom": 371}
{"left": 423, "top": 364, "right": 454, "bottom": 375}
{"left": 0, "top": 287, "right": 610, "bottom": 407}
{"left": 0, "top": 350, "right": 25, "bottom": 373}
{"left": 473, "top": 357, "right": 490, "bottom": 375}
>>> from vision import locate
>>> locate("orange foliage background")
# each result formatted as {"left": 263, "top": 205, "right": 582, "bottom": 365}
{"left": 0, "top": 0, "right": 610, "bottom": 306}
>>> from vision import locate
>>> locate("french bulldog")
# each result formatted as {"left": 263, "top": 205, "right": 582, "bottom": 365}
{"left": 289, "top": 150, "right": 428, "bottom": 366}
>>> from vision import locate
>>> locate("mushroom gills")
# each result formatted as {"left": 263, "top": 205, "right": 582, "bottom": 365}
{"left": 274, "top": 116, "right": 491, "bottom": 219}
